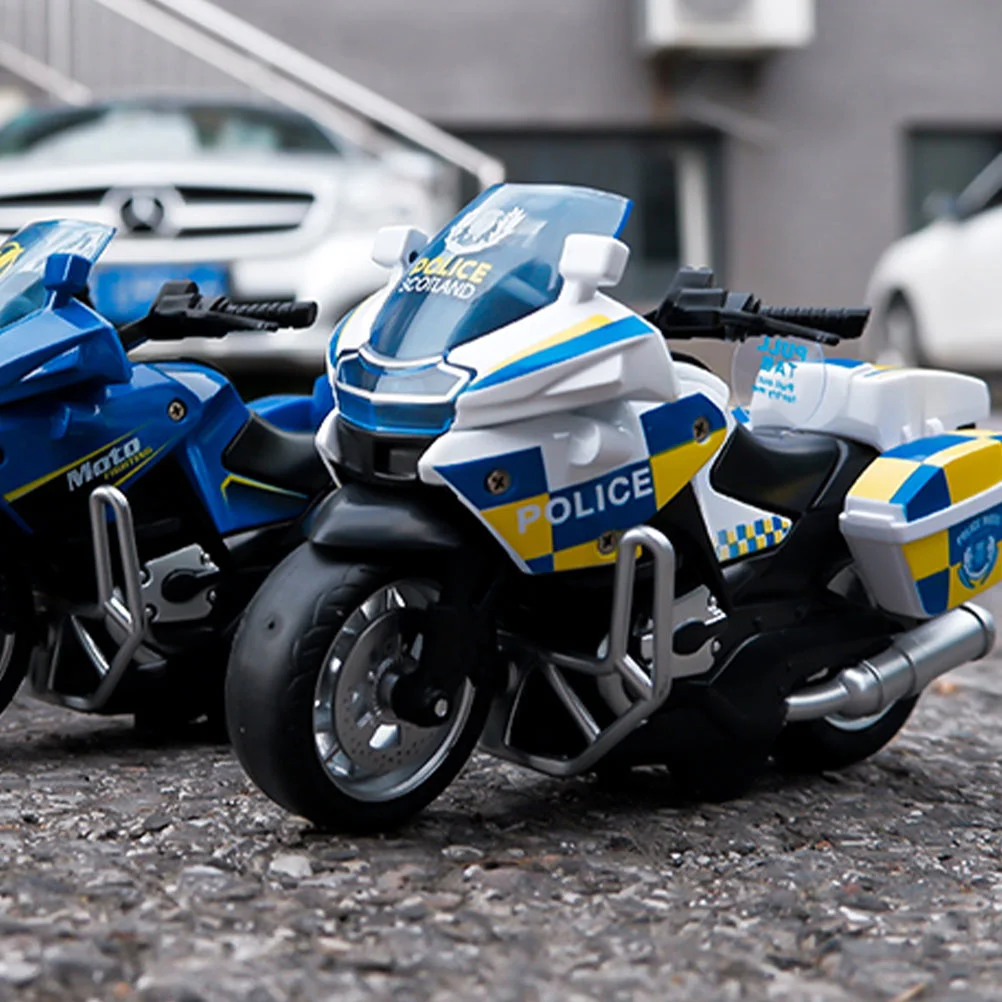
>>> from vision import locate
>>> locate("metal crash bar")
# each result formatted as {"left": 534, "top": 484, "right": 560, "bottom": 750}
{"left": 60, "top": 486, "right": 148, "bottom": 711}
{"left": 483, "top": 525, "right": 677, "bottom": 778}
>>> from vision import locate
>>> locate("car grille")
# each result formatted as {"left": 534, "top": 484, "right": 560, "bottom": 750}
{"left": 0, "top": 184, "right": 315, "bottom": 239}
{"left": 171, "top": 185, "right": 314, "bottom": 238}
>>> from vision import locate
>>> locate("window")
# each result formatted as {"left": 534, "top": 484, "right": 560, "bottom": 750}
{"left": 906, "top": 129, "right": 1002, "bottom": 232}
{"left": 454, "top": 130, "right": 721, "bottom": 308}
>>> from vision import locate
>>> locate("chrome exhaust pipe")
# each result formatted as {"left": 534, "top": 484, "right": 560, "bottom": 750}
{"left": 785, "top": 603, "right": 996, "bottom": 723}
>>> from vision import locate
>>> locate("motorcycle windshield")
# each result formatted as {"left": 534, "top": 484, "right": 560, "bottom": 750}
{"left": 367, "top": 184, "right": 632, "bottom": 361}
{"left": 0, "top": 219, "right": 115, "bottom": 331}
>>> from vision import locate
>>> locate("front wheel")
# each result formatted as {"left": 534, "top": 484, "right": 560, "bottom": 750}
{"left": 226, "top": 544, "right": 491, "bottom": 832}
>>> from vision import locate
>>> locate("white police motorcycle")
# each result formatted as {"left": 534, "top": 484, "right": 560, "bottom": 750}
{"left": 226, "top": 183, "right": 1000, "bottom": 831}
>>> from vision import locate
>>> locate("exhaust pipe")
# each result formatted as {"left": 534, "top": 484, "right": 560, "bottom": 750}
{"left": 785, "top": 603, "right": 996, "bottom": 723}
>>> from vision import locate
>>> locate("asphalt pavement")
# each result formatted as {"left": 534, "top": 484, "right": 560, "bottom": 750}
{"left": 2, "top": 404, "right": 1002, "bottom": 1001}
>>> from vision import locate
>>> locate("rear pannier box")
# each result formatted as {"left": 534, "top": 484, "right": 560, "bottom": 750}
{"left": 840, "top": 431, "right": 1002, "bottom": 619}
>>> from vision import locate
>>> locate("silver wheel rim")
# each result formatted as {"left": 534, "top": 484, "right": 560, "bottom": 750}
{"left": 0, "top": 633, "right": 15, "bottom": 686}
{"left": 312, "top": 579, "right": 475, "bottom": 803}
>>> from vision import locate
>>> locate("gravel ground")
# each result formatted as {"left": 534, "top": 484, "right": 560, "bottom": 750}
{"left": 3, "top": 599, "right": 1002, "bottom": 1002}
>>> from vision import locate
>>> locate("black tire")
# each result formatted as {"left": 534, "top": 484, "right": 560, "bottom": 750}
{"left": 226, "top": 543, "right": 491, "bottom": 832}
{"left": 0, "top": 566, "right": 33, "bottom": 717}
{"left": 773, "top": 696, "right": 918, "bottom": 773}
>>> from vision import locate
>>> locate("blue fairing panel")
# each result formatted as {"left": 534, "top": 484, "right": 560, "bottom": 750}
{"left": 0, "top": 298, "right": 130, "bottom": 406}
{"left": 160, "top": 363, "right": 312, "bottom": 534}
{"left": 248, "top": 376, "right": 333, "bottom": 433}
{"left": 0, "top": 363, "right": 202, "bottom": 530}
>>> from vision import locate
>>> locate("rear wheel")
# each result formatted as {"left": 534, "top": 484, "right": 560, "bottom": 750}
{"left": 773, "top": 695, "right": 918, "bottom": 773}
{"left": 226, "top": 544, "right": 491, "bottom": 832}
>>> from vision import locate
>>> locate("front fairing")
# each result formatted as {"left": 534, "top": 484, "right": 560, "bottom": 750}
{"left": 327, "top": 184, "right": 633, "bottom": 439}
{"left": 0, "top": 220, "right": 129, "bottom": 405}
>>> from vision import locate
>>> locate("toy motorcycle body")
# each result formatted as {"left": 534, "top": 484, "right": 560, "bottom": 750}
{"left": 227, "top": 184, "right": 998, "bottom": 831}
{"left": 0, "top": 220, "right": 331, "bottom": 728}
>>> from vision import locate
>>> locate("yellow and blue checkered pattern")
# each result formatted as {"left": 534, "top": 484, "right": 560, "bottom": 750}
{"left": 847, "top": 430, "right": 1002, "bottom": 521}
{"left": 436, "top": 392, "right": 727, "bottom": 573}
{"left": 715, "top": 515, "right": 791, "bottom": 562}
{"left": 847, "top": 430, "right": 1002, "bottom": 615}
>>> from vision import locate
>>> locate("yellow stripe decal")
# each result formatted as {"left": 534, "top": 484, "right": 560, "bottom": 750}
{"left": 220, "top": 473, "right": 307, "bottom": 503}
{"left": 4, "top": 430, "right": 140, "bottom": 502}
{"left": 481, "top": 314, "right": 611, "bottom": 378}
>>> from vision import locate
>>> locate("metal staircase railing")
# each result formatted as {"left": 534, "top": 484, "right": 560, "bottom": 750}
{"left": 0, "top": 0, "right": 504, "bottom": 188}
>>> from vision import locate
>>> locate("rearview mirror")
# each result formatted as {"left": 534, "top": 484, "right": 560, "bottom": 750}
{"left": 557, "top": 233, "right": 630, "bottom": 304}
{"left": 43, "top": 252, "right": 92, "bottom": 306}
{"left": 372, "top": 225, "right": 429, "bottom": 271}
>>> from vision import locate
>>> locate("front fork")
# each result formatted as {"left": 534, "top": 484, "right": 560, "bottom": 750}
{"left": 384, "top": 547, "right": 502, "bottom": 727}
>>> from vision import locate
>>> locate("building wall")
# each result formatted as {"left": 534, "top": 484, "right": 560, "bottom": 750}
{"left": 216, "top": 0, "right": 1002, "bottom": 307}
{"left": 213, "top": 0, "right": 660, "bottom": 127}
{"left": 701, "top": 0, "right": 1002, "bottom": 306}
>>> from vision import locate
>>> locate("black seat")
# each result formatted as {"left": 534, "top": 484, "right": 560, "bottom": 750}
{"left": 223, "top": 413, "right": 329, "bottom": 498}
{"left": 710, "top": 425, "right": 844, "bottom": 517}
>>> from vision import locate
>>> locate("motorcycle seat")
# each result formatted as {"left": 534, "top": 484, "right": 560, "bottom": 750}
{"left": 710, "top": 424, "right": 844, "bottom": 517}
{"left": 223, "top": 413, "right": 329, "bottom": 498}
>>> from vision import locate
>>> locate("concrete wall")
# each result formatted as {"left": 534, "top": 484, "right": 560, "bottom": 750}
{"left": 214, "top": 0, "right": 1002, "bottom": 307}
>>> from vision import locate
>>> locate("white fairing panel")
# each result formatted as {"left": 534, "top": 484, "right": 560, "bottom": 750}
{"left": 749, "top": 359, "right": 990, "bottom": 452}
{"left": 447, "top": 293, "right": 680, "bottom": 430}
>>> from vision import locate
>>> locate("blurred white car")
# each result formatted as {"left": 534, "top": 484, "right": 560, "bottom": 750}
{"left": 0, "top": 98, "right": 454, "bottom": 370}
{"left": 866, "top": 155, "right": 1002, "bottom": 371}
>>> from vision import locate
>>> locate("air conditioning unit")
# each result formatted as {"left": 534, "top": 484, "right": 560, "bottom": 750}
{"left": 636, "top": 0, "right": 815, "bottom": 55}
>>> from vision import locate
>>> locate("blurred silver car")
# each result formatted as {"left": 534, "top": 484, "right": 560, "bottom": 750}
{"left": 0, "top": 98, "right": 453, "bottom": 370}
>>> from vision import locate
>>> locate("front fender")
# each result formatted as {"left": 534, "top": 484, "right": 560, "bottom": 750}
{"left": 306, "top": 483, "right": 465, "bottom": 552}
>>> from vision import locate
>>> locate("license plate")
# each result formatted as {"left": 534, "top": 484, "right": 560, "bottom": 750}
{"left": 91, "top": 262, "right": 230, "bottom": 325}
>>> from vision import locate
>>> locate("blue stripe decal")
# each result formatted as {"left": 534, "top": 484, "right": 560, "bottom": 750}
{"left": 470, "top": 315, "right": 652, "bottom": 391}
{"left": 887, "top": 434, "right": 969, "bottom": 462}
{"left": 640, "top": 394, "right": 726, "bottom": 456}
{"left": 437, "top": 446, "right": 548, "bottom": 507}
{"left": 891, "top": 465, "right": 951, "bottom": 522}
{"left": 825, "top": 358, "right": 867, "bottom": 368}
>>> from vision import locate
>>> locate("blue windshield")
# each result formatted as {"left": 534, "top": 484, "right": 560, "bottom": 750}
{"left": 367, "top": 184, "right": 632, "bottom": 361}
{"left": 0, "top": 220, "right": 115, "bottom": 331}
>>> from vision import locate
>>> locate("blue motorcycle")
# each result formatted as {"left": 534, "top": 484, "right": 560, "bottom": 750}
{"left": 0, "top": 219, "right": 331, "bottom": 731}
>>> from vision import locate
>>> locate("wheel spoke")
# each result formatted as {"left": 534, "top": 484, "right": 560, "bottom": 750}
{"left": 369, "top": 723, "right": 401, "bottom": 751}
{"left": 312, "top": 578, "right": 477, "bottom": 803}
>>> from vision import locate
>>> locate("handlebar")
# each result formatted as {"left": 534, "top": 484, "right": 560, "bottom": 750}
{"left": 759, "top": 306, "right": 870, "bottom": 341}
{"left": 645, "top": 267, "right": 870, "bottom": 347}
{"left": 212, "top": 298, "right": 318, "bottom": 329}
{"left": 118, "top": 280, "right": 319, "bottom": 349}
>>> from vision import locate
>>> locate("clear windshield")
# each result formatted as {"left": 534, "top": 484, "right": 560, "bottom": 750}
{"left": 0, "top": 220, "right": 114, "bottom": 331}
{"left": 368, "top": 184, "right": 632, "bottom": 361}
